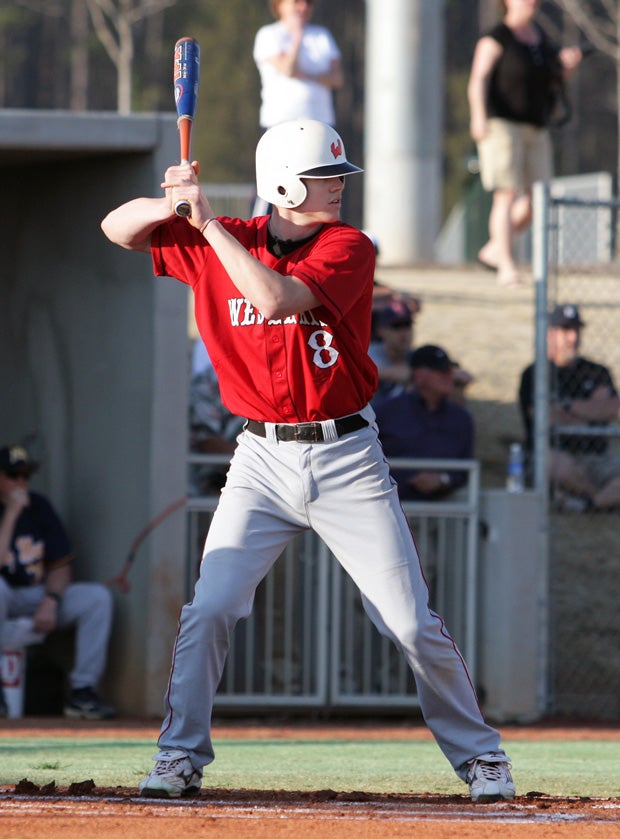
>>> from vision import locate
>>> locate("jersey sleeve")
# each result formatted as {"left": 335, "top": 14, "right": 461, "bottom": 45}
{"left": 290, "top": 226, "right": 376, "bottom": 323}
{"left": 31, "top": 493, "right": 75, "bottom": 571}
{"left": 321, "top": 27, "right": 341, "bottom": 61}
{"left": 152, "top": 219, "right": 210, "bottom": 287}
{"left": 253, "top": 24, "right": 282, "bottom": 65}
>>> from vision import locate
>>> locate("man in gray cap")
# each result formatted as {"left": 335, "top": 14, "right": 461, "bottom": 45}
{"left": 519, "top": 304, "right": 620, "bottom": 511}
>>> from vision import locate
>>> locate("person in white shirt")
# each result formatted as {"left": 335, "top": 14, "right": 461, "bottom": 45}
{"left": 253, "top": 0, "right": 343, "bottom": 130}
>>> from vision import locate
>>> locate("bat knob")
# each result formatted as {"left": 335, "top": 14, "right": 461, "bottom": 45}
{"left": 174, "top": 199, "right": 192, "bottom": 217}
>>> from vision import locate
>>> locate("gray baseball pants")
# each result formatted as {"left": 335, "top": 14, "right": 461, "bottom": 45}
{"left": 157, "top": 408, "right": 507, "bottom": 782}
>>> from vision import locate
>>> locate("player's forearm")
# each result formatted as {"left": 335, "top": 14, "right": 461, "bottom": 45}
{"left": 202, "top": 220, "right": 319, "bottom": 319}
{"left": 101, "top": 197, "right": 172, "bottom": 252}
{"left": 0, "top": 513, "right": 18, "bottom": 570}
{"left": 44, "top": 564, "right": 71, "bottom": 597}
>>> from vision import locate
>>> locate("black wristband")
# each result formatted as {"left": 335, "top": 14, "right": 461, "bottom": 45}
{"left": 45, "top": 591, "right": 62, "bottom": 603}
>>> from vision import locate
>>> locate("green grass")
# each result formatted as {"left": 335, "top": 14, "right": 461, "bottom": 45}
{"left": 0, "top": 737, "right": 618, "bottom": 798}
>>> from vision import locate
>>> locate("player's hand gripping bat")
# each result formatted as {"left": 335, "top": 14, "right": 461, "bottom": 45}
{"left": 173, "top": 37, "right": 201, "bottom": 217}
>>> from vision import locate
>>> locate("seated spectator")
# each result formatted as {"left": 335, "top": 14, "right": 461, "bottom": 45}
{"left": 188, "top": 341, "right": 245, "bottom": 495}
{"left": 369, "top": 301, "right": 474, "bottom": 407}
{"left": 371, "top": 284, "right": 422, "bottom": 343}
{"left": 362, "top": 231, "right": 422, "bottom": 344}
{"left": 369, "top": 300, "right": 416, "bottom": 403}
{"left": 519, "top": 303, "right": 620, "bottom": 511}
{"left": 375, "top": 345, "right": 475, "bottom": 501}
{"left": 0, "top": 444, "right": 115, "bottom": 719}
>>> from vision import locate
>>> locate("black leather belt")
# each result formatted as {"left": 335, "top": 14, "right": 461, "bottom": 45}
{"left": 246, "top": 414, "right": 368, "bottom": 443}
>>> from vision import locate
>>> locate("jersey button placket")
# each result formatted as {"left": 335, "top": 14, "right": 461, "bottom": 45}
{"left": 267, "top": 325, "right": 295, "bottom": 418}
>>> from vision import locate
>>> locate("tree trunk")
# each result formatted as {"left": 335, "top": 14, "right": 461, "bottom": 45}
{"left": 117, "top": 11, "right": 134, "bottom": 114}
{"left": 70, "top": 0, "right": 89, "bottom": 111}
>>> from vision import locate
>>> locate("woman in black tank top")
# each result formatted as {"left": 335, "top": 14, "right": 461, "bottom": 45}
{"left": 467, "top": 0, "right": 582, "bottom": 288}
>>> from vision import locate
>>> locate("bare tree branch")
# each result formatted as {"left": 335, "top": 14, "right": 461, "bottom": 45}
{"left": 550, "top": 0, "right": 620, "bottom": 60}
{"left": 85, "top": 0, "right": 178, "bottom": 112}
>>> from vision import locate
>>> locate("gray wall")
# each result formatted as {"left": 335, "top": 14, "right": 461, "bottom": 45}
{"left": 0, "top": 111, "right": 190, "bottom": 716}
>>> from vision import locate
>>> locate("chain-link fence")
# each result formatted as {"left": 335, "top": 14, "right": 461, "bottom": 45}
{"left": 533, "top": 183, "right": 620, "bottom": 719}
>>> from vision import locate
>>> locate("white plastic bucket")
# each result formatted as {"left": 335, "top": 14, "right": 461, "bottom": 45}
{"left": 1, "top": 618, "right": 46, "bottom": 718}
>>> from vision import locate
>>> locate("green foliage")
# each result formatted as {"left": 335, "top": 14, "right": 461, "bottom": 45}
{"left": 443, "top": 70, "right": 478, "bottom": 222}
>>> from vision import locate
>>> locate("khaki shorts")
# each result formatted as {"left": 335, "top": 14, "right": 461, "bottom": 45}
{"left": 477, "top": 118, "right": 553, "bottom": 192}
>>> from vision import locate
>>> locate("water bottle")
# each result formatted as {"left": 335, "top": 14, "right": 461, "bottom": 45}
{"left": 506, "top": 442, "right": 525, "bottom": 493}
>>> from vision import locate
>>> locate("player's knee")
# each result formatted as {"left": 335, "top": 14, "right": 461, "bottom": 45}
{"left": 80, "top": 582, "right": 113, "bottom": 621}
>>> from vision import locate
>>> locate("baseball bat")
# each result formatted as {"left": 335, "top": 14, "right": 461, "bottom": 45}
{"left": 106, "top": 495, "right": 188, "bottom": 593}
{"left": 173, "top": 36, "right": 201, "bottom": 218}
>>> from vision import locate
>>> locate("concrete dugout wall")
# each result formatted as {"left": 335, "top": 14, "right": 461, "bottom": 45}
{"left": 0, "top": 110, "right": 189, "bottom": 716}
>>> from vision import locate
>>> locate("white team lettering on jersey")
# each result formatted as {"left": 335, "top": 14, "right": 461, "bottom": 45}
{"left": 227, "top": 298, "right": 327, "bottom": 329}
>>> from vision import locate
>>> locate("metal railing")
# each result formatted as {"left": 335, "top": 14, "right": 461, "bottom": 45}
{"left": 186, "top": 454, "right": 480, "bottom": 711}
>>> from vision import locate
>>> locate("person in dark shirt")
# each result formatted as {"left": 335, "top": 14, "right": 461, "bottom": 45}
{"left": 467, "top": 0, "right": 582, "bottom": 287}
{"left": 375, "top": 345, "right": 474, "bottom": 501}
{"left": 519, "top": 304, "right": 620, "bottom": 511}
{"left": 0, "top": 444, "right": 115, "bottom": 718}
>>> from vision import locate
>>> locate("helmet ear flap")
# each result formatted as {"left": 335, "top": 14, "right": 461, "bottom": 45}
{"left": 276, "top": 177, "right": 307, "bottom": 208}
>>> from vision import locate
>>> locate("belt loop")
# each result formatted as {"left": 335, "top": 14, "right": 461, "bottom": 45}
{"left": 321, "top": 419, "right": 338, "bottom": 442}
{"left": 265, "top": 422, "right": 279, "bottom": 444}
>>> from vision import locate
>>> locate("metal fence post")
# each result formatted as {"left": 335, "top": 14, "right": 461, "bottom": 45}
{"left": 532, "top": 179, "right": 551, "bottom": 716}
{"left": 532, "top": 180, "right": 550, "bottom": 498}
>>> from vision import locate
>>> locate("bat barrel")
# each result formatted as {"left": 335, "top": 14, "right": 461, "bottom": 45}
{"left": 173, "top": 37, "right": 200, "bottom": 218}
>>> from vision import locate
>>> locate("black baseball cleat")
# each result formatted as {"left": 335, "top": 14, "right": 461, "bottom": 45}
{"left": 63, "top": 687, "right": 116, "bottom": 720}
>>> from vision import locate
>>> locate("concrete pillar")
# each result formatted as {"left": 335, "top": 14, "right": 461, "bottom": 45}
{"left": 364, "top": 0, "right": 444, "bottom": 265}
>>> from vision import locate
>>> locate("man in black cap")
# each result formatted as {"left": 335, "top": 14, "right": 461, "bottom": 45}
{"left": 375, "top": 344, "right": 475, "bottom": 501}
{"left": 0, "top": 444, "right": 115, "bottom": 718}
{"left": 519, "top": 304, "right": 620, "bottom": 511}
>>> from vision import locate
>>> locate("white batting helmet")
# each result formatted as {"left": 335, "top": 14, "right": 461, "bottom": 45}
{"left": 255, "top": 119, "right": 363, "bottom": 209}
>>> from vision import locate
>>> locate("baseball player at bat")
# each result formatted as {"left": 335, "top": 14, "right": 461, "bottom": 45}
{"left": 101, "top": 119, "right": 515, "bottom": 803}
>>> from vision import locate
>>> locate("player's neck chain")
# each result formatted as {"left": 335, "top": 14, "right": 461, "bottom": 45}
{"left": 267, "top": 220, "right": 323, "bottom": 258}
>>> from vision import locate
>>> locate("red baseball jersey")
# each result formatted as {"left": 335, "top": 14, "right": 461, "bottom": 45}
{"left": 152, "top": 216, "right": 378, "bottom": 423}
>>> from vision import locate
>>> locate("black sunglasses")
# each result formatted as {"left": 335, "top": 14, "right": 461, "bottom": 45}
{"left": 3, "top": 469, "right": 30, "bottom": 480}
{"left": 387, "top": 321, "right": 413, "bottom": 330}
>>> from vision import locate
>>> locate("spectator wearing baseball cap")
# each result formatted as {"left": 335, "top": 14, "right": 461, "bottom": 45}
{"left": 0, "top": 445, "right": 39, "bottom": 478}
{"left": 519, "top": 303, "right": 620, "bottom": 511}
{"left": 0, "top": 443, "right": 116, "bottom": 719}
{"left": 374, "top": 344, "right": 475, "bottom": 501}
{"left": 548, "top": 303, "right": 585, "bottom": 329}
{"left": 369, "top": 300, "right": 416, "bottom": 404}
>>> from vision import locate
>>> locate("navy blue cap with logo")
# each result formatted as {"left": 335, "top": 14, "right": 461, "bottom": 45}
{"left": 548, "top": 304, "right": 585, "bottom": 329}
{"left": 409, "top": 344, "right": 454, "bottom": 371}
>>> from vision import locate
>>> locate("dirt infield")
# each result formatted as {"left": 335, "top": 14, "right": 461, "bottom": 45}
{"left": 1, "top": 720, "right": 619, "bottom": 837}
